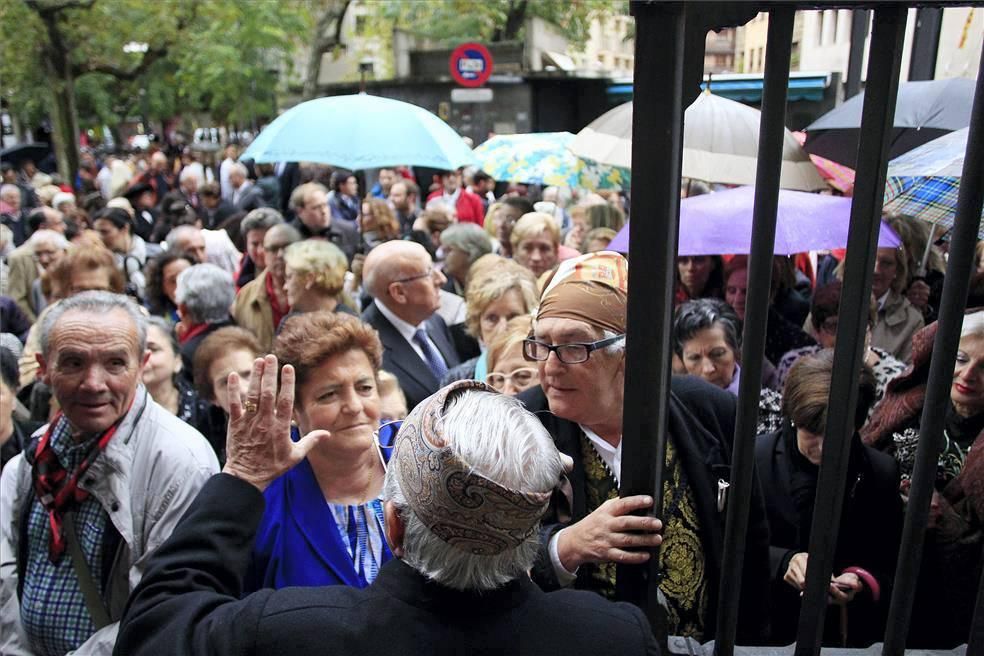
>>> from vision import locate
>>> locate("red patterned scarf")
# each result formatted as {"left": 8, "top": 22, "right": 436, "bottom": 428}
{"left": 32, "top": 414, "right": 122, "bottom": 562}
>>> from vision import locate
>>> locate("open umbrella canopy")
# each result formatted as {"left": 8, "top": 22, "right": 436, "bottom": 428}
{"left": 242, "top": 94, "right": 476, "bottom": 171}
{"left": 571, "top": 92, "right": 826, "bottom": 191}
{"left": 472, "top": 132, "right": 628, "bottom": 189}
{"left": 607, "top": 186, "right": 901, "bottom": 255}
{"left": 804, "top": 78, "right": 976, "bottom": 167}
{"left": 883, "top": 127, "right": 983, "bottom": 238}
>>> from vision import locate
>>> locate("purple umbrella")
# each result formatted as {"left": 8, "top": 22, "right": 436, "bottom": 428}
{"left": 608, "top": 186, "right": 900, "bottom": 255}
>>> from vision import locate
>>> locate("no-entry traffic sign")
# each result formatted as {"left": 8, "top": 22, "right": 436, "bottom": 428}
{"left": 449, "top": 43, "right": 493, "bottom": 88}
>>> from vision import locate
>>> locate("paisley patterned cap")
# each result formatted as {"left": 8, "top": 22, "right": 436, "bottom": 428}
{"left": 392, "top": 380, "right": 553, "bottom": 556}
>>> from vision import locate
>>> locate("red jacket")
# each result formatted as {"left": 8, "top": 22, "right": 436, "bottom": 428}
{"left": 426, "top": 188, "right": 485, "bottom": 226}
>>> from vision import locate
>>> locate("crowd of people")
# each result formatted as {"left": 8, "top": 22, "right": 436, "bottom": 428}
{"left": 0, "top": 145, "right": 981, "bottom": 654}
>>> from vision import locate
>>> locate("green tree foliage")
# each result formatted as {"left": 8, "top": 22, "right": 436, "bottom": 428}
{"left": 364, "top": 0, "right": 619, "bottom": 50}
{"left": 0, "top": 0, "right": 308, "bottom": 175}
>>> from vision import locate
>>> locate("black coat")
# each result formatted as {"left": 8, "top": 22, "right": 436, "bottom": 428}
{"left": 362, "top": 302, "right": 461, "bottom": 412}
{"left": 754, "top": 426, "right": 903, "bottom": 646}
{"left": 518, "top": 376, "right": 772, "bottom": 644}
{"left": 288, "top": 216, "right": 361, "bottom": 264}
{"left": 115, "top": 474, "right": 661, "bottom": 656}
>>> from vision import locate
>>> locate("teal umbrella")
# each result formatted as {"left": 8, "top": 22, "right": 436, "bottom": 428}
{"left": 242, "top": 94, "right": 476, "bottom": 170}
{"left": 472, "top": 132, "right": 629, "bottom": 190}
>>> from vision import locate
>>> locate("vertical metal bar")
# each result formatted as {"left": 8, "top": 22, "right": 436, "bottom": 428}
{"left": 907, "top": 8, "right": 943, "bottom": 82}
{"left": 617, "top": 0, "right": 686, "bottom": 639}
{"left": 793, "top": 6, "right": 908, "bottom": 655}
{"left": 714, "top": 7, "right": 794, "bottom": 655}
{"left": 846, "top": 9, "right": 870, "bottom": 100}
{"left": 882, "top": 44, "right": 984, "bottom": 656}
{"left": 970, "top": 563, "right": 984, "bottom": 653}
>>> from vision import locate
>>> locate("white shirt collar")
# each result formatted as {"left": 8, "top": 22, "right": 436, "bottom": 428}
{"left": 876, "top": 289, "right": 890, "bottom": 311}
{"left": 374, "top": 298, "right": 424, "bottom": 343}
{"left": 579, "top": 425, "right": 622, "bottom": 484}
{"left": 443, "top": 188, "right": 460, "bottom": 206}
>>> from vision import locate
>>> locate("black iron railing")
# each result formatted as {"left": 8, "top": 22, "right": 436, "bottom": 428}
{"left": 619, "top": 3, "right": 983, "bottom": 655}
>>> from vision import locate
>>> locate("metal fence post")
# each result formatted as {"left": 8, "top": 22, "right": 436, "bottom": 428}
{"left": 793, "top": 6, "right": 908, "bottom": 655}
{"left": 616, "top": 0, "right": 687, "bottom": 641}
{"left": 714, "top": 6, "right": 794, "bottom": 654}
{"left": 882, "top": 43, "right": 984, "bottom": 656}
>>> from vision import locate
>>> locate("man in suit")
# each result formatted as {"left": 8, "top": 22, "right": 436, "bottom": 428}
{"left": 362, "top": 241, "right": 461, "bottom": 412}
{"left": 287, "top": 182, "right": 360, "bottom": 263}
{"left": 517, "top": 251, "right": 771, "bottom": 644}
{"left": 115, "top": 368, "right": 660, "bottom": 656}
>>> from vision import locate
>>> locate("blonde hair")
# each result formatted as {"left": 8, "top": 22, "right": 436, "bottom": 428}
{"left": 484, "top": 202, "right": 503, "bottom": 238}
{"left": 509, "top": 212, "right": 560, "bottom": 250}
{"left": 487, "top": 315, "right": 533, "bottom": 373}
{"left": 465, "top": 263, "right": 539, "bottom": 339}
{"left": 283, "top": 239, "right": 347, "bottom": 296}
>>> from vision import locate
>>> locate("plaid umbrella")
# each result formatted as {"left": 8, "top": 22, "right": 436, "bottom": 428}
{"left": 882, "top": 128, "right": 982, "bottom": 238}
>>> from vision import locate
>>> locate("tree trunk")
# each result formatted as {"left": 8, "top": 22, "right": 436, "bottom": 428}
{"left": 494, "top": 0, "right": 528, "bottom": 41}
{"left": 42, "top": 46, "right": 80, "bottom": 180}
{"left": 303, "top": 0, "right": 352, "bottom": 100}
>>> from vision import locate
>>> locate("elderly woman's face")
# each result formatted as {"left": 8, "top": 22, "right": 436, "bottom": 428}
{"left": 515, "top": 231, "right": 558, "bottom": 279}
{"left": 487, "top": 343, "right": 539, "bottom": 396}
{"left": 142, "top": 325, "right": 181, "bottom": 389}
{"left": 952, "top": 333, "right": 984, "bottom": 418}
{"left": 442, "top": 244, "right": 470, "bottom": 283}
{"left": 479, "top": 288, "right": 526, "bottom": 346}
{"left": 680, "top": 325, "right": 737, "bottom": 389}
{"left": 293, "top": 349, "right": 381, "bottom": 450}
{"left": 283, "top": 264, "right": 309, "bottom": 308}
{"left": 678, "top": 256, "right": 713, "bottom": 297}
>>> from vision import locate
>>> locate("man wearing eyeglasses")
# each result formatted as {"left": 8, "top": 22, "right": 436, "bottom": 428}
{"left": 518, "top": 251, "right": 770, "bottom": 644}
{"left": 362, "top": 240, "right": 461, "bottom": 411}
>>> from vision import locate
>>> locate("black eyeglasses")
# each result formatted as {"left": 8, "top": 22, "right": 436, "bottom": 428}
{"left": 522, "top": 334, "right": 625, "bottom": 364}
{"left": 393, "top": 267, "right": 435, "bottom": 284}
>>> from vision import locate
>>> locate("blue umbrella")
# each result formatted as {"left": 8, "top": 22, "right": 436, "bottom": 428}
{"left": 242, "top": 94, "right": 476, "bottom": 170}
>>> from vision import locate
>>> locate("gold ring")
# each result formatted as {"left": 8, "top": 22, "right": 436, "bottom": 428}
{"left": 243, "top": 400, "right": 258, "bottom": 413}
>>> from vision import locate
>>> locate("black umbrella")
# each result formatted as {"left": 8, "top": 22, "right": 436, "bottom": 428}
{"left": 803, "top": 77, "right": 975, "bottom": 167}
{"left": 0, "top": 142, "right": 51, "bottom": 168}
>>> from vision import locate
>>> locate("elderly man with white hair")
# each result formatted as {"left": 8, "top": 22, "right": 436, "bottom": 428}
{"left": 174, "top": 263, "right": 237, "bottom": 376}
{"left": 362, "top": 240, "right": 461, "bottom": 410}
{"left": 0, "top": 291, "right": 218, "bottom": 655}
{"left": 115, "top": 374, "right": 660, "bottom": 655}
{"left": 5, "top": 229, "right": 70, "bottom": 321}
{"left": 229, "top": 163, "right": 265, "bottom": 212}
{"left": 0, "top": 183, "right": 27, "bottom": 247}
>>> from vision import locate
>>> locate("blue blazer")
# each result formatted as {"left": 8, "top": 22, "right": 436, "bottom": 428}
{"left": 247, "top": 457, "right": 393, "bottom": 591}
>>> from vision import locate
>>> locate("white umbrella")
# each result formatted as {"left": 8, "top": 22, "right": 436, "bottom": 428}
{"left": 571, "top": 91, "right": 827, "bottom": 192}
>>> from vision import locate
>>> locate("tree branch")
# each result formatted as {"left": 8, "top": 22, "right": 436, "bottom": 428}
{"left": 25, "top": 0, "right": 95, "bottom": 18}
{"left": 70, "top": 2, "right": 198, "bottom": 79}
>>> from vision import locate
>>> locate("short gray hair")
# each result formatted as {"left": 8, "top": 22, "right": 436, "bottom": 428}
{"left": 671, "top": 298, "right": 741, "bottom": 360}
{"left": 230, "top": 162, "right": 248, "bottom": 178}
{"left": 174, "top": 263, "right": 235, "bottom": 324}
{"left": 383, "top": 390, "right": 563, "bottom": 592}
{"left": 27, "top": 229, "right": 69, "bottom": 250}
{"left": 440, "top": 223, "right": 492, "bottom": 264}
{"left": 164, "top": 225, "right": 202, "bottom": 252}
{"left": 962, "top": 310, "right": 984, "bottom": 340}
{"left": 41, "top": 291, "right": 147, "bottom": 357}
{"left": 241, "top": 207, "right": 284, "bottom": 233}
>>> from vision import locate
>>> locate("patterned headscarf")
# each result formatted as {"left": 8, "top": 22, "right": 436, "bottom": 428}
{"left": 536, "top": 251, "right": 629, "bottom": 334}
{"left": 391, "top": 380, "right": 552, "bottom": 555}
